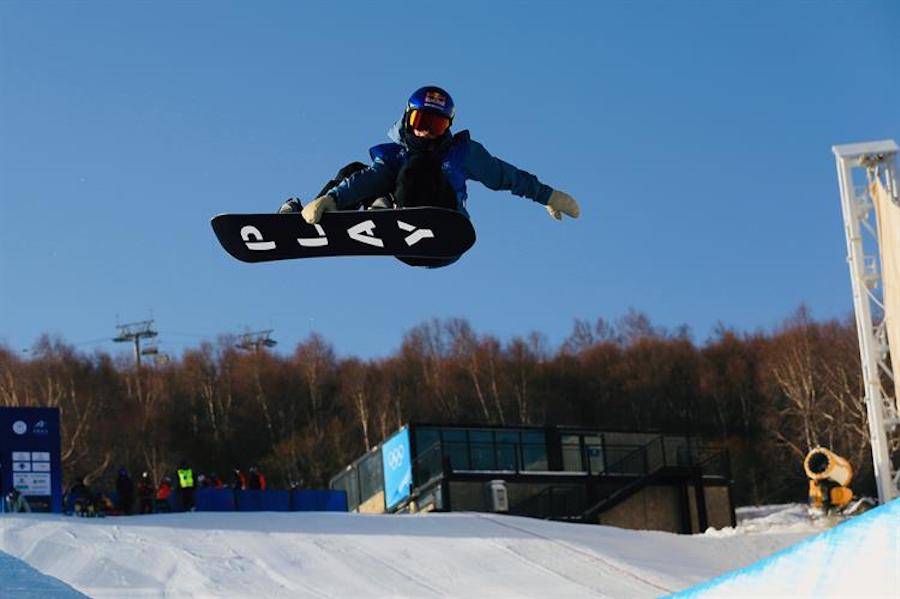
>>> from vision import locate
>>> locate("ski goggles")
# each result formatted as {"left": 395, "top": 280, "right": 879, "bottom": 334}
{"left": 408, "top": 109, "right": 451, "bottom": 136}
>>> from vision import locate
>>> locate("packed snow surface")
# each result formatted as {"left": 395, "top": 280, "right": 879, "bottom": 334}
{"left": 0, "top": 503, "right": 891, "bottom": 598}
{"left": 674, "top": 499, "right": 899, "bottom": 598}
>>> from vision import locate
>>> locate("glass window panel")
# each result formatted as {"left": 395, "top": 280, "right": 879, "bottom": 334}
{"left": 471, "top": 443, "right": 496, "bottom": 470}
{"left": 522, "top": 445, "right": 548, "bottom": 471}
{"left": 444, "top": 442, "right": 470, "bottom": 470}
{"left": 358, "top": 450, "right": 384, "bottom": 502}
{"left": 584, "top": 445, "right": 605, "bottom": 474}
{"left": 413, "top": 442, "right": 444, "bottom": 484}
{"left": 562, "top": 445, "right": 584, "bottom": 472}
{"left": 468, "top": 430, "right": 493, "bottom": 443}
{"left": 331, "top": 470, "right": 361, "bottom": 511}
{"left": 561, "top": 434, "right": 580, "bottom": 445}
{"left": 521, "top": 431, "right": 545, "bottom": 445}
{"left": 495, "top": 430, "right": 520, "bottom": 444}
{"left": 415, "top": 427, "right": 440, "bottom": 454}
{"left": 441, "top": 429, "right": 467, "bottom": 442}
{"left": 496, "top": 445, "right": 518, "bottom": 470}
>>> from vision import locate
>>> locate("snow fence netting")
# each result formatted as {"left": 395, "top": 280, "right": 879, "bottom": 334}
{"left": 873, "top": 175, "right": 900, "bottom": 399}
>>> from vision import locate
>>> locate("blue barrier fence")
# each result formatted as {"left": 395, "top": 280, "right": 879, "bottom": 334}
{"left": 195, "top": 488, "right": 348, "bottom": 513}
{"left": 65, "top": 488, "right": 348, "bottom": 514}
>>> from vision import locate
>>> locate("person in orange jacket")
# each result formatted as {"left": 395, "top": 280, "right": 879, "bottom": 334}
{"left": 231, "top": 468, "right": 248, "bottom": 490}
{"left": 248, "top": 466, "right": 267, "bottom": 491}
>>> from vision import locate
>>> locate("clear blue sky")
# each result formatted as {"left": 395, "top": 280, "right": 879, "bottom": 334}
{"left": 1, "top": 1, "right": 899, "bottom": 360}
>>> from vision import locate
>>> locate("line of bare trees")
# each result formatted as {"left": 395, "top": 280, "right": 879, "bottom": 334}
{"left": 0, "top": 305, "right": 888, "bottom": 506}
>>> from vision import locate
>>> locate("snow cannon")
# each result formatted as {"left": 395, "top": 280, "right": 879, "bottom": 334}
{"left": 804, "top": 447, "right": 853, "bottom": 486}
{"left": 804, "top": 447, "right": 854, "bottom": 513}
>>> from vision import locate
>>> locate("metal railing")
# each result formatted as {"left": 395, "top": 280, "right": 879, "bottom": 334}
{"left": 510, "top": 485, "right": 588, "bottom": 520}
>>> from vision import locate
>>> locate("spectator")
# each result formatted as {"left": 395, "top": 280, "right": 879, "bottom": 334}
{"left": 248, "top": 466, "right": 267, "bottom": 491}
{"left": 156, "top": 476, "right": 172, "bottom": 513}
{"left": 6, "top": 488, "right": 31, "bottom": 513}
{"left": 208, "top": 472, "right": 224, "bottom": 489}
{"left": 137, "top": 471, "right": 155, "bottom": 514}
{"left": 66, "top": 476, "right": 97, "bottom": 516}
{"left": 98, "top": 493, "right": 115, "bottom": 514}
{"left": 115, "top": 467, "right": 135, "bottom": 515}
{"left": 176, "top": 460, "right": 195, "bottom": 511}
{"left": 231, "top": 468, "right": 247, "bottom": 490}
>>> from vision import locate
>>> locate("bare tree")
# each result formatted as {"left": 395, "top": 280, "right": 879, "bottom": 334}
{"left": 338, "top": 359, "right": 375, "bottom": 451}
{"left": 294, "top": 334, "right": 336, "bottom": 436}
{"left": 447, "top": 319, "right": 493, "bottom": 422}
{"left": 401, "top": 320, "right": 459, "bottom": 419}
{"left": 764, "top": 308, "right": 823, "bottom": 460}
{"left": 506, "top": 333, "right": 547, "bottom": 425}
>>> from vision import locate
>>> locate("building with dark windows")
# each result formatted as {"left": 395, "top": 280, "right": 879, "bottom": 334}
{"left": 329, "top": 422, "right": 735, "bottom": 534}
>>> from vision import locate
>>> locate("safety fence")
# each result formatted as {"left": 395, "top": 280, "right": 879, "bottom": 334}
{"left": 193, "top": 488, "right": 348, "bottom": 512}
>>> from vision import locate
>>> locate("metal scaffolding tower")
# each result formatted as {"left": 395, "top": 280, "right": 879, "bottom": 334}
{"left": 833, "top": 139, "right": 900, "bottom": 504}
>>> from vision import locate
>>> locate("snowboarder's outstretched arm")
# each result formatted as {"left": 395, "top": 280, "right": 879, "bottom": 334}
{"left": 464, "top": 139, "right": 580, "bottom": 220}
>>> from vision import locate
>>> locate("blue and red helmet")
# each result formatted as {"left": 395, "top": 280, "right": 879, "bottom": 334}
{"left": 404, "top": 86, "right": 454, "bottom": 136}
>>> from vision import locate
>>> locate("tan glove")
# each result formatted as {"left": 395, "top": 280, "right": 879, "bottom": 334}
{"left": 301, "top": 194, "right": 337, "bottom": 224}
{"left": 546, "top": 190, "right": 580, "bottom": 221}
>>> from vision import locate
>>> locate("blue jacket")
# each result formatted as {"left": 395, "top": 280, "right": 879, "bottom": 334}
{"left": 327, "top": 120, "right": 554, "bottom": 217}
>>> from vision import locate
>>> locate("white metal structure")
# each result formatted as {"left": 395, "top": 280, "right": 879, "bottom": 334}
{"left": 833, "top": 139, "right": 900, "bottom": 504}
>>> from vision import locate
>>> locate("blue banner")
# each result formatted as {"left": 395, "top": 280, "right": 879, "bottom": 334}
{"left": 0, "top": 407, "right": 63, "bottom": 512}
{"left": 381, "top": 427, "right": 412, "bottom": 510}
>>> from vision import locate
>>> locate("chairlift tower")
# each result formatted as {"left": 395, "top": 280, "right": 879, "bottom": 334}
{"left": 235, "top": 330, "right": 278, "bottom": 353}
{"left": 833, "top": 139, "right": 900, "bottom": 504}
{"left": 234, "top": 329, "right": 279, "bottom": 449}
{"left": 113, "top": 320, "right": 159, "bottom": 370}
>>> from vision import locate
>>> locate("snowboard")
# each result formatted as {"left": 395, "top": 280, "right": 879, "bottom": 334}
{"left": 211, "top": 207, "right": 476, "bottom": 263}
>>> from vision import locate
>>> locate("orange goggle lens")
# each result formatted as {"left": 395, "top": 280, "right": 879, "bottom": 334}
{"left": 408, "top": 110, "right": 451, "bottom": 135}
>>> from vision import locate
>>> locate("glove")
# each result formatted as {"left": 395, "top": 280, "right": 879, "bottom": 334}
{"left": 546, "top": 190, "right": 580, "bottom": 221}
{"left": 278, "top": 198, "right": 303, "bottom": 214}
{"left": 301, "top": 194, "right": 337, "bottom": 224}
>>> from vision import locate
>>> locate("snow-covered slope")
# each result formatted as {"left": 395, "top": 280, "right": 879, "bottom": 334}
{"left": 676, "top": 499, "right": 900, "bottom": 598}
{"left": 0, "top": 505, "right": 821, "bottom": 598}
{"left": 0, "top": 549, "right": 87, "bottom": 598}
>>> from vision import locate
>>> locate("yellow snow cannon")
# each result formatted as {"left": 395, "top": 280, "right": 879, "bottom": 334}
{"left": 804, "top": 446, "right": 854, "bottom": 512}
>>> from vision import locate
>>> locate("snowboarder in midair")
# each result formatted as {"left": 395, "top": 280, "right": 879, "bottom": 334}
{"left": 279, "top": 86, "right": 580, "bottom": 266}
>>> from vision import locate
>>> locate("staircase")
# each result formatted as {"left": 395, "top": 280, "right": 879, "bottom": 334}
{"left": 509, "top": 435, "right": 730, "bottom": 527}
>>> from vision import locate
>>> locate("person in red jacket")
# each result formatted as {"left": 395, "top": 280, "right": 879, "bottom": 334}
{"left": 155, "top": 476, "right": 172, "bottom": 513}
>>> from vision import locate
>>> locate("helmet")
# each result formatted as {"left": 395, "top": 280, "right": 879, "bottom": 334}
{"left": 404, "top": 86, "right": 454, "bottom": 137}
{"left": 407, "top": 86, "right": 454, "bottom": 120}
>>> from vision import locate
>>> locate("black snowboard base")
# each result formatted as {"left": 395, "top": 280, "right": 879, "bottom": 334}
{"left": 211, "top": 207, "right": 476, "bottom": 264}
